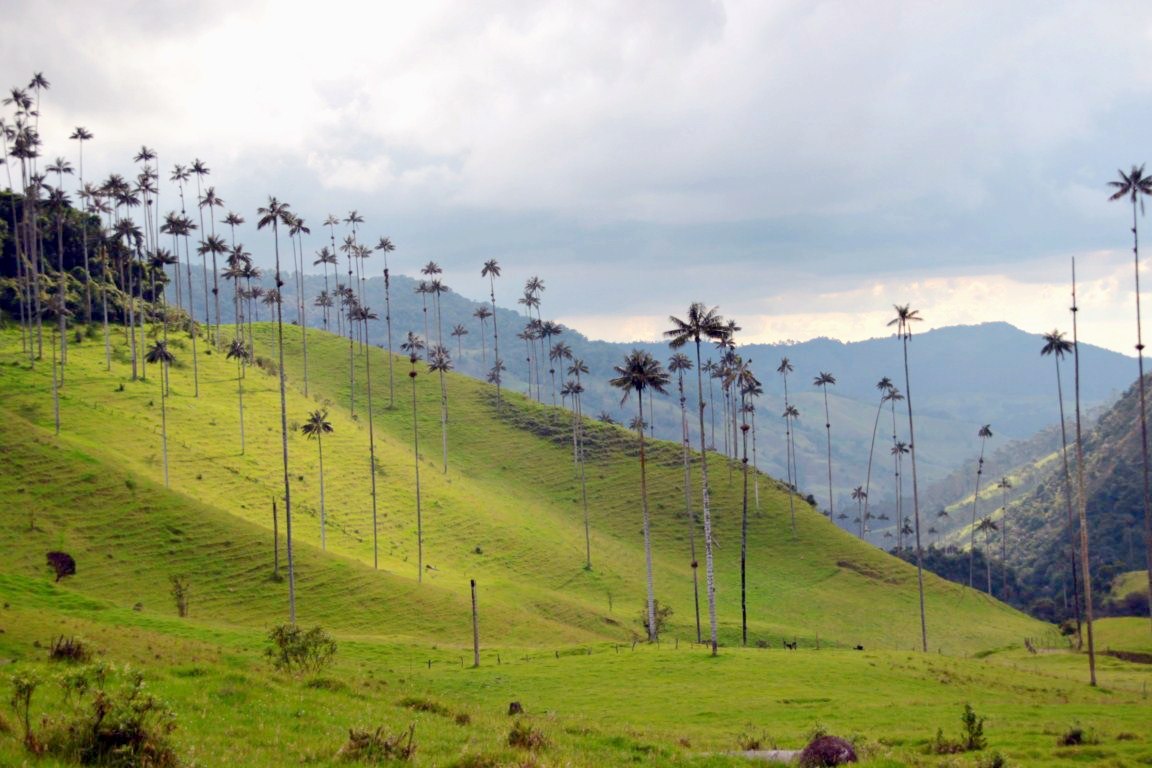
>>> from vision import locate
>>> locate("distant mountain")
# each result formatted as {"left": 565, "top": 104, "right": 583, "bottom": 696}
{"left": 194, "top": 270, "right": 1135, "bottom": 529}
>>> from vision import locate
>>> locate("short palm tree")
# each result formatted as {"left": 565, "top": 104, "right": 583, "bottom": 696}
{"left": 145, "top": 340, "right": 175, "bottom": 488}
{"left": 428, "top": 344, "right": 453, "bottom": 473}
{"left": 864, "top": 377, "right": 894, "bottom": 533}
{"left": 890, "top": 441, "right": 910, "bottom": 551}
{"left": 852, "top": 486, "right": 867, "bottom": 538}
{"left": 813, "top": 372, "right": 837, "bottom": 517}
{"left": 666, "top": 303, "right": 730, "bottom": 655}
{"left": 451, "top": 323, "right": 469, "bottom": 358}
{"left": 610, "top": 349, "right": 670, "bottom": 643}
{"left": 1041, "top": 329, "right": 1082, "bottom": 643}
{"left": 226, "top": 338, "right": 248, "bottom": 454}
{"left": 1108, "top": 165, "right": 1152, "bottom": 631}
{"left": 968, "top": 424, "right": 993, "bottom": 588}
{"left": 301, "top": 409, "right": 334, "bottom": 550}
{"left": 888, "top": 303, "right": 927, "bottom": 652}
{"left": 402, "top": 332, "right": 427, "bottom": 581}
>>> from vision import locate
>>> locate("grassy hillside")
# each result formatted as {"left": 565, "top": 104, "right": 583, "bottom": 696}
{"left": 4, "top": 322, "right": 1150, "bottom": 767}
{"left": 0, "top": 322, "right": 1045, "bottom": 652}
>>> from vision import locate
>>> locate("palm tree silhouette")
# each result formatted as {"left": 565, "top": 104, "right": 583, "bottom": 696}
{"left": 890, "top": 440, "right": 910, "bottom": 551}
{"left": 777, "top": 358, "right": 799, "bottom": 535}
{"left": 1041, "top": 329, "right": 1082, "bottom": 644}
{"left": 402, "top": 331, "right": 427, "bottom": 581}
{"left": 451, "top": 323, "right": 469, "bottom": 358}
{"left": 145, "top": 340, "right": 175, "bottom": 488}
{"left": 610, "top": 349, "right": 670, "bottom": 643}
{"left": 1108, "top": 165, "right": 1152, "bottom": 631}
{"left": 813, "top": 372, "right": 837, "bottom": 518}
{"left": 888, "top": 303, "right": 928, "bottom": 652}
{"left": 968, "top": 424, "right": 993, "bottom": 588}
{"left": 481, "top": 259, "right": 502, "bottom": 402}
{"left": 301, "top": 409, "right": 334, "bottom": 551}
{"left": 256, "top": 195, "right": 297, "bottom": 624}
{"left": 864, "top": 377, "right": 894, "bottom": 535}
{"left": 666, "top": 302, "right": 729, "bottom": 655}
{"left": 473, "top": 306, "right": 493, "bottom": 369}
{"left": 1070, "top": 261, "right": 1097, "bottom": 683}
{"left": 852, "top": 486, "right": 867, "bottom": 538}
{"left": 226, "top": 338, "right": 249, "bottom": 454}
{"left": 69, "top": 126, "right": 94, "bottom": 320}
{"left": 376, "top": 236, "right": 397, "bottom": 406}
{"left": 428, "top": 344, "right": 453, "bottom": 473}
{"left": 728, "top": 356, "right": 759, "bottom": 645}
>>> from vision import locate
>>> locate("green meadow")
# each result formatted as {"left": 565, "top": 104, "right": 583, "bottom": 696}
{"left": 0, "top": 323, "right": 1149, "bottom": 767}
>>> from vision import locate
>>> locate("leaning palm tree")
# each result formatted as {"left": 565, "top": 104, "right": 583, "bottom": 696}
{"left": 813, "top": 372, "right": 837, "bottom": 518}
{"left": 402, "top": 331, "right": 427, "bottom": 582}
{"left": 481, "top": 259, "right": 502, "bottom": 402}
{"left": 256, "top": 196, "right": 297, "bottom": 624}
{"left": 226, "top": 338, "right": 248, "bottom": 454}
{"left": 968, "top": 424, "right": 993, "bottom": 589}
{"left": 887, "top": 303, "right": 928, "bottom": 652}
{"left": 666, "top": 302, "right": 729, "bottom": 655}
{"left": 669, "top": 351, "right": 702, "bottom": 643}
{"left": 144, "top": 340, "right": 175, "bottom": 488}
{"left": 1108, "top": 165, "right": 1152, "bottom": 631}
{"left": 1041, "top": 329, "right": 1082, "bottom": 644}
{"left": 300, "top": 409, "right": 334, "bottom": 551}
{"left": 610, "top": 349, "right": 671, "bottom": 643}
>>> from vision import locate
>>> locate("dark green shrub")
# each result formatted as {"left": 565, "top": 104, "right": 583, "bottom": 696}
{"left": 798, "top": 735, "right": 857, "bottom": 766}
{"left": 265, "top": 624, "right": 337, "bottom": 674}
{"left": 49, "top": 635, "right": 91, "bottom": 663}
{"left": 961, "top": 703, "right": 987, "bottom": 751}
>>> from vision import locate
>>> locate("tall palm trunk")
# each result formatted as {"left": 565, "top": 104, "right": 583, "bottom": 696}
{"left": 1053, "top": 352, "right": 1083, "bottom": 645}
{"left": 1126, "top": 196, "right": 1152, "bottom": 634}
{"left": 740, "top": 394, "right": 751, "bottom": 646}
{"left": 863, "top": 392, "right": 886, "bottom": 539}
{"left": 677, "top": 372, "right": 702, "bottom": 643}
{"left": 694, "top": 339, "right": 719, "bottom": 654}
{"left": 384, "top": 269, "right": 395, "bottom": 407}
{"left": 411, "top": 366, "right": 424, "bottom": 582}
{"left": 365, "top": 314, "right": 380, "bottom": 569}
{"left": 635, "top": 390, "right": 658, "bottom": 643}
{"left": 968, "top": 433, "right": 990, "bottom": 588}
{"left": 899, "top": 331, "right": 928, "bottom": 652}
{"left": 269, "top": 223, "right": 296, "bottom": 625}
{"left": 1071, "top": 260, "right": 1096, "bottom": 684}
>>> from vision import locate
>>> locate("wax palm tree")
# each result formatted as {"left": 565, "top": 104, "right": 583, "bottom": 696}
{"left": 473, "top": 306, "right": 493, "bottom": 368}
{"left": 813, "top": 372, "right": 837, "bottom": 517}
{"left": 1070, "top": 261, "right": 1097, "bottom": 683}
{"left": 223, "top": 337, "right": 249, "bottom": 454}
{"left": 353, "top": 303, "right": 383, "bottom": 567}
{"left": 888, "top": 304, "right": 927, "bottom": 652}
{"left": 666, "top": 302, "right": 729, "bottom": 655}
{"left": 145, "top": 340, "right": 175, "bottom": 487}
{"left": 451, "top": 323, "right": 469, "bottom": 358}
{"left": 375, "top": 236, "right": 397, "bottom": 405}
{"left": 1041, "top": 329, "right": 1082, "bottom": 643}
{"left": 312, "top": 247, "right": 336, "bottom": 328}
{"left": 549, "top": 340, "right": 572, "bottom": 409}
{"left": 728, "top": 357, "right": 759, "bottom": 645}
{"left": 610, "top": 349, "right": 670, "bottom": 643}
{"left": 975, "top": 517, "right": 999, "bottom": 596}
{"left": 69, "top": 126, "right": 94, "bottom": 320}
{"left": 997, "top": 476, "right": 1012, "bottom": 598}
{"left": 402, "top": 332, "right": 427, "bottom": 581}
{"left": 1108, "top": 165, "right": 1152, "bottom": 630}
{"left": 891, "top": 441, "right": 909, "bottom": 551}
{"left": 429, "top": 344, "right": 453, "bottom": 473}
{"left": 885, "top": 387, "right": 906, "bottom": 541}
{"left": 288, "top": 214, "right": 311, "bottom": 396}
{"left": 256, "top": 196, "right": 297, "bottom": 624}
{"left": 968, "top": 424, "right": 993, "bottom": 588}
{"left": 568, "top": 357, "right": 593, "bottom": 570}
{"left": 852, "top": 486, "right": 867, "bottom": 538}
{"left": 864, "top": 377, "right": 894, "bottom": 533}
{"left": 669, "top": 351, "right": 702, "bottom": 642}
{"left": 777, "top": 358, "right": 799, "bottom": 535}
{"left": 301, "top": 409, "right": 334, "bottom": 551}
{"left": 481, "top": 259, "right": 502, "bottom": 402}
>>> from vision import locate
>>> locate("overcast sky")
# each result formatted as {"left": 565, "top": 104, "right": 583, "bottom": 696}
{"left": 5, "top": 1, "right": 1152, "bottom": 354}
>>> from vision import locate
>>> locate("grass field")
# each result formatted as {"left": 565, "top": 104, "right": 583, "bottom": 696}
{"left": 0, "top": 322, "right": 1148, "bottom": 767}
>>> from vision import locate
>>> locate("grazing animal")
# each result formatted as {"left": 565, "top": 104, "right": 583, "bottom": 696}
{"left": 784, "top": 640, "right": 798, "bottom": 650}
{"left": 46, "top": 551, "right": 76, "bottom": 582}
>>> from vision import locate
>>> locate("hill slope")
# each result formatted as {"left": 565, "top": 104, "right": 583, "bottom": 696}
{"left": 0, "top": 323, "right": 1046, "bottom": 653}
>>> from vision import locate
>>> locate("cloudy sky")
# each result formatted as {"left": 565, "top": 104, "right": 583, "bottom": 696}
{"left": 6, "top": 1, "right": 1152, "bottom": 354}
